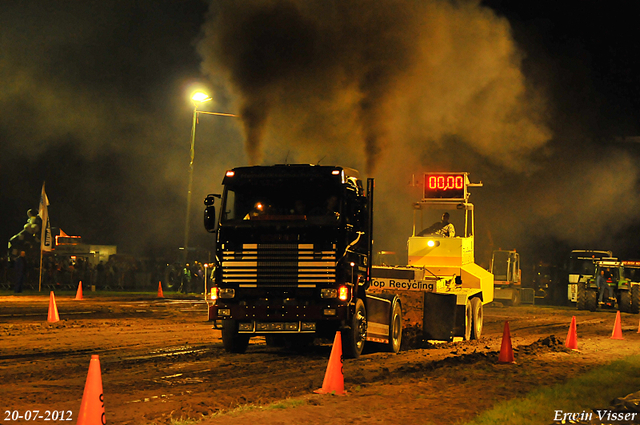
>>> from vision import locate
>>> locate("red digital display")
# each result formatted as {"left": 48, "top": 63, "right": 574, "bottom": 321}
{"left": 423, "top": 173, "right": 466, "bottom": 200}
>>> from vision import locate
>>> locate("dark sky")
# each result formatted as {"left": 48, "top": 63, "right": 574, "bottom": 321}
{"left": 2, "top": 0, "right": 640, "bottom": 269}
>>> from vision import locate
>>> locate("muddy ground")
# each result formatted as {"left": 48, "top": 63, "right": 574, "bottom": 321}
{"left": 1, "top": 293, "right": 639, "bottom": 425}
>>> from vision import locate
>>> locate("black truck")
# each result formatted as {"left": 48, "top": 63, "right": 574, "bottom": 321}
{"left": 203, "top": 164, "right": 402, "bottom": 358}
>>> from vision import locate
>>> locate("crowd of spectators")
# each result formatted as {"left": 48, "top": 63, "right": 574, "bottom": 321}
{"left": 0, "top": 254, "right": 206, "bottom": 293}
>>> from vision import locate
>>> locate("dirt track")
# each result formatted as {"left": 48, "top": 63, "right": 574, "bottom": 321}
{"left": 1, "top": 293, "right": 639, "bottom": 425}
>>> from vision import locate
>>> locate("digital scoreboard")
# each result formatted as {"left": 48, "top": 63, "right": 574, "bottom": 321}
{"left": 423, "top": 173, "right": 467, "bottom": 200}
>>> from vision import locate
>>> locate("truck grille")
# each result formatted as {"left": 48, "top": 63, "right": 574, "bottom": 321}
{"left": 222, "top": 243, "right": 336, "bottom": 287}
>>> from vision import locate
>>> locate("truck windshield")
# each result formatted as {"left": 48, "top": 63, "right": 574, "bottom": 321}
{"left": 567, "top": 252, "right": 612, "bottom": 275}
{"left": 221, "top": 181, "right": 343, "bottom": 225}
{"left": 568, "top": 258, "right": 596, "bottom": 275}
{"left": 492, "top": 252, "right": 510, "bottom": 280}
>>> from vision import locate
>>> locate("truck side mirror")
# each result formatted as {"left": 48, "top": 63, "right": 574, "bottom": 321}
{"left": 204, "top": 194, "right": 220, "bottom": 233}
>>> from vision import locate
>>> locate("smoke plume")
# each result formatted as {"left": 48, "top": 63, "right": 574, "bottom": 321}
{"left": 199, "top": 0, "right": 550, "bottom": 174}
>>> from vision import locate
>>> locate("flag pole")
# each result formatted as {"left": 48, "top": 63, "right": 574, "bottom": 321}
{"left": 39, "top": 247, "right": 43, "bottom": 292}
{"left": 38, "top": 181, "right": 51, "bottom": 292}
{"left": 39, "top": 181, "right": 45, "bottom": 292}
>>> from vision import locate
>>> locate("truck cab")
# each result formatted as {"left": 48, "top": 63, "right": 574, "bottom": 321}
{"left": 203, "top": 165, "right": 401, "bottom": 357}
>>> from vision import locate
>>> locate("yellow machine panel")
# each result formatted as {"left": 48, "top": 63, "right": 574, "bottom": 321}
{"left": 407, "top": 236, "right": 474, "bottom": 267}
{"left": 461, "top": 263, "right": 494, "bottom": 303}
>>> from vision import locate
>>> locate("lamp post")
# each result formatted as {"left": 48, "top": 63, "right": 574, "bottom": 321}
{"left": 182, "top": 92, "right": 236, "bottom": 264}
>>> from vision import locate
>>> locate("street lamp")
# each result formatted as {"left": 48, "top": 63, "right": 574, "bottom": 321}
{"left": 183, "top": 91, "right": 237, "bottom": 264}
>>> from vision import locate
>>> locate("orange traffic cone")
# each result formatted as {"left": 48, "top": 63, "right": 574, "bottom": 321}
{"left": 565, "top": 316, "right": 578, "bottom": 350}
{"left": 75, "top": 282, "right": 83, "bottom": 300}
{"left": 611, "top": 311, "right": 624, "bottom": 340}
{"left": 498, "top": 321, "right": 515, "bottom": 363}
{"left": 47, "top": 291, "right": 60, "bottom": 323}
{"left": 77, "top": 355, "right": 106, "bottom": 425}
{"left": 157, "top": 282, "right": 164, "bottom": 298}
{"left": 314, "top": 331, "right": 346, "bottom": 395}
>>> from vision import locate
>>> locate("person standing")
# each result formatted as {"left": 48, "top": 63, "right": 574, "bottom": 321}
{"left": 597, "top": 269, "right": 612, "bottom": 305}
{"left": 181, "top": 264, "right": 192, "bottom": 293}
{"left": 14, "top": 251, "right": 27, "bottom": 293}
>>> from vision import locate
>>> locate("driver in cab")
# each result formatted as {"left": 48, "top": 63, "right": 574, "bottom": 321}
{"left": 417, "top": 212, "right": 455, "bottom": 237}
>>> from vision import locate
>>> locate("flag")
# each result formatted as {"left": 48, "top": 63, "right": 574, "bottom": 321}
{"left": 39, "top": 183, "right": 52, "bottom": 252}
{"left": 59, "top": 228, "right": 68, "bottom": 238}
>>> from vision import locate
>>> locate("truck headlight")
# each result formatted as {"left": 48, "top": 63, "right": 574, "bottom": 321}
{"left": 321, "top": 288, "right": 338, "bottom": 298}
{"left": 285, "top": 322, "right": 299, "bottom": 331}
{"left": 219, "top": 288, "right": 235, "bottom": 299}
{"left": 239, "top": 322, "right": 253, "bottom": 331}
{"left": 301, "top": 322, "right": 316, "bottom": 331}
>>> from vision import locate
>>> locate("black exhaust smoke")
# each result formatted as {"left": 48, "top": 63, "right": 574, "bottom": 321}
{"left": 199, "top": 0, "right": 418, "bottom": 173}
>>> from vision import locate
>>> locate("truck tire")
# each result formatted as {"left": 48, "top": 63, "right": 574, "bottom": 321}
{"left": 387, "top": 301, "right": 402, "bottom": 353}
{"left": 470, "top": 297, "right": 483, "bottom": 340}
{"left": 631, "top": 285, "right": 640, "bottom": 314}
{"left": 577, "top": 284, "right": 588, "bottom": 310}
{"left": 343, "top": 298, "right": 367, "bottom": 359}
{"left": 620, "top": 290, "right": 632, "bottom": 313}
{"left": 464, "top": 300, "right": 472, "bottom": 341}
{"left": 222, "top": 320, "right": 250, "bottom": 353}
{"left": 585, "top": 289, "right": 597, "bottom": 312}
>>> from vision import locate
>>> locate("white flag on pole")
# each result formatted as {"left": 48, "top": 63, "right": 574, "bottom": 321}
{"left": 39, "top": 183, "right": 52, "bottom": 252}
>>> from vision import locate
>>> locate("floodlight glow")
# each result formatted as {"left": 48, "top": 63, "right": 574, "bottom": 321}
{"left": 192, "top": 92, "right": 211, "bottom": 102}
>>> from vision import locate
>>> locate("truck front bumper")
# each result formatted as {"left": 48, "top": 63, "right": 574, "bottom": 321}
{"left": 208, "top": 303, "right": 349, "bottom": 333}
{"left": 211, "top": 319, "right": 320, "bottom": 333}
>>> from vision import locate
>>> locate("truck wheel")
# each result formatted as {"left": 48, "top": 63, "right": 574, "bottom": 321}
{"left": 577, "top": 284, "right": 587, "bottom": 310}
{"left": 343, "top": 298, "right": 367, "bottom": 359}
{"left": 387, "top": 301, "right": 402, "bottom": 353}
{"left": 222, "top": 320, "right": 250, "bottom": 353}
{"left": 585, "top": 288, "right": 597, "bottom": 312}
{"left": 471, "top": 297, "right": 483, "bottom": 339}
{"left": 464, "top": 300, "right": 472, "bottom": 341}
{"left": 620, "top": 290, "right": 632, "bottom": 313}
{"left": 631, "top": 285, "right": 640, "bottom": 314}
